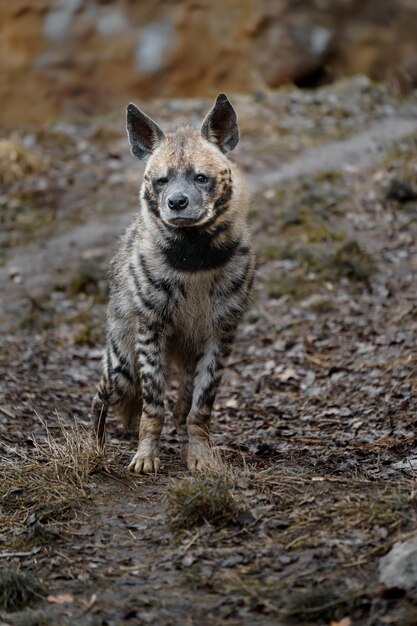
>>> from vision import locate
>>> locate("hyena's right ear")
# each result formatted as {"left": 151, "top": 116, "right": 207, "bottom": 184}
{"left": 126, "top": 103, "right": 165, "bottom": 160}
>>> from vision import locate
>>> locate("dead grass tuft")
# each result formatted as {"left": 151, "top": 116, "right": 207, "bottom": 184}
{"left": 166, "top": 452, "right": 246, "bottom": 530}
{"left": 281, "top": 586, "right": 362, "bottom": 624}
{"left": 0, "top": 569, "right": 44, "bottom": 612}
{"left": 0, "top": 138, "right": 49, "bottom": 185}
{"left": 1, "top": 420, "right": 120, "bottom": 548}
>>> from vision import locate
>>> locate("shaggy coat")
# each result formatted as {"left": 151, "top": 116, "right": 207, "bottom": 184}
{"left": 91, "top": 94, "right": 255, "bottom": 472}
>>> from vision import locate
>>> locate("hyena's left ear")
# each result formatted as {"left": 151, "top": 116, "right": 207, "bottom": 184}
{"left": 201, "top": 93, "right": 239, "bottom": 153}
{"left": 126, "top": 103, "right": 165, "bottom": 160}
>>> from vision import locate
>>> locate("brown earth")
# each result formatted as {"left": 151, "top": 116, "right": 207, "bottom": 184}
{"left": 1, "top": 78, "right": 417, "bottom": 625}
{"left": 2, "top": 0, "right": 417, "bottom": 127}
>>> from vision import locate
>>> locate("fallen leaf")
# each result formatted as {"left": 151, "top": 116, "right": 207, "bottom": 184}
{"left": 330, "top": 618, "right": 351, "bottom": 626}
{"left": 276, "top": 367, "right": 298, "bottom": 382}
{"left": 47, "top": 594, "right": 74, "bottom": 604}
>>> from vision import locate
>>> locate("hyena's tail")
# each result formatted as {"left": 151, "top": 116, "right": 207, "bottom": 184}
{"left": 91, "top": 389, "right": 141, "bottom": 444}
{"left": 91, "top": 388, "right": 108, "bottom": 448}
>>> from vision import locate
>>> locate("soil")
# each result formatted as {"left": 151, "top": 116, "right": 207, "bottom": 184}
{"left": 1, "top": 79, "right": 417, "bottom": 626}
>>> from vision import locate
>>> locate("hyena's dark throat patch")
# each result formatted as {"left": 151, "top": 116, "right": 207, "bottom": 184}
{"left": 159, "top": 229, "right": 241, "bottom": 272}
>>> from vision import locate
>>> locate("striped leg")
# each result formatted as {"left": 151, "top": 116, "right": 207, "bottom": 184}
{"left": 128, "top": 326, "right": 166, "bottom": 474}
{"left": 91, "top": 340, "right": 139, "bottom": 447}
{"left": 173, "top": 365, "right": 195, "bottom": 463}
{"left": 186, "top": 335, "right": 233, "bottom": 470}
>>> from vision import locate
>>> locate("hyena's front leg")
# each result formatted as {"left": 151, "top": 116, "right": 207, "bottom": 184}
{"left": 187, "top": 337, "right": 234, "bottom": 470}
{"left": 173, "top": 364, "right": 195, "bottom": 463}
{"left": 129, "top": 328, "right": 166, "bottom": 474}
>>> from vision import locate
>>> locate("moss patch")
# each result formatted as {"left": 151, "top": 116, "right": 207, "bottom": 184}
{"left": 267, "top": 239, "right": 374, "bottom": 299}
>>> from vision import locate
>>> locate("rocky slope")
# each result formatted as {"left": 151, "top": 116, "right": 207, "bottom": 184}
{"left": 2, "top": 0, "right": 417, "bottom": 126}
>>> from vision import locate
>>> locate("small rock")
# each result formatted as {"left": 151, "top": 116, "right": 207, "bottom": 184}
{"left": 385, "top": 177, "right": 417, "bottom": 202}
{"left": 279, "top": 554, "right": 293, "bottom": 565}
{"left": 181, "top": 554, "right": 195, "bottom": 567}
{"left": 221, "top": 554, "right": 244, "bottom": 567}
{"left": 392, "top": 457, "right": 417, "bottom": 471}
{"left": 379, "top": 536, "right": 417, "bottom": 598}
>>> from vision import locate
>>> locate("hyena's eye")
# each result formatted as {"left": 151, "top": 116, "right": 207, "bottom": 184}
{"left": 155, "top": 177, "right": 169, "bottom": 187}
{"left": 195, "top": 174, "right": 208, "bottom": 184}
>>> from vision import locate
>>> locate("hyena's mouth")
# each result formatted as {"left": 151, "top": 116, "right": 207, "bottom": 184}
{"left": 168, "top": 217, "right": 199, "bottom": 227}
{"left": 166, "top": 213, "right": 208, "bottom": 228}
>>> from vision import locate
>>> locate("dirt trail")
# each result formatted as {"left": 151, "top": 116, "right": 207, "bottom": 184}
{"left": 252, "top": 115, "right": 417, "bottom": 188}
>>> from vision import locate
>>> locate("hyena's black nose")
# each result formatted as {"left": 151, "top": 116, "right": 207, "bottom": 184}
{"left": 168, "top": 192, "right": 189, "bottom": 211}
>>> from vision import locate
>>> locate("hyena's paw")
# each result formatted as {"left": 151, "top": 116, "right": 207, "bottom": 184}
{"left": 187, "top": 438, "right": 211, "bottom": 471}
{"left": 128, "top": 446, "right": 161, "bottom": 474}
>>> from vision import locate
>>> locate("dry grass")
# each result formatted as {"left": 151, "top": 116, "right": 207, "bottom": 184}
{"left": 0, "top": 138, "right": 49, "bottom": 185}
{"left": 166, "top": 449, "right": 246, "bottom": 530}
{"left": 266, "top": 239, "right": 374, "bottom": 299}
{"left": 0, "top": 569, "right": 44, "bottom": 611}
{"left": 0, "top": 608, "right": 100, "bottom": 626}
{"left": 0, "top": 419, "right": 120, "bottom": 548}
{"left": 175, "top": 463, "right": 417, "bottom": 622}
{"left": 245, "top": 465, "right": 417, "bottom": 559}
{"left": 66, "top": 259, "right": 107, "bottom": 301}
{"left": 166, "top": 475, "right": 243, "bottom": 530}
{"left": 281, "top": 586, "right": 366, "bottom": 624}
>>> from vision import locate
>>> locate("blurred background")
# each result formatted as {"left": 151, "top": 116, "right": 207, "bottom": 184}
{"left": 2, "top": 0, "right": 417, "bottom": 127}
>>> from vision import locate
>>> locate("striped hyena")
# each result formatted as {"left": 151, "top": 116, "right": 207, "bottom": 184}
{"left": 91, "top": 94, "right": 255, "bottom": 473}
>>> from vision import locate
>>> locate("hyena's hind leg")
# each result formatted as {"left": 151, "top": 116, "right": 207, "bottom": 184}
{"left": 91, "top": 342, "right": 142, "bottom": 447}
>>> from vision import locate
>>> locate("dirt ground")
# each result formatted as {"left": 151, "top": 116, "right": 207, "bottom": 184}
{"left": 1, "top": 77, "right": 417, "bottom": 625}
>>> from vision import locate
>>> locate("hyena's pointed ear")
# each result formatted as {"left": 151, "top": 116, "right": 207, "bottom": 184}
{"left": 201, "top": 93, "right": 239, "bottom": 153}
{"left": 126, "top": 103, "right": 165, "bottom": 160}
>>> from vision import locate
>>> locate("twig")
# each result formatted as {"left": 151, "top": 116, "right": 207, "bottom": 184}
{"left": 0, "top": 548, "right": 41, "bottom": 558}
{"left": 77, "top": 593, "right": 97, "bottom": 617}
{"left": 176, "top": 530, "right": 201, "bottom": 556}
{"left": 0, "top": 406, "right": 17, "bottom": 420}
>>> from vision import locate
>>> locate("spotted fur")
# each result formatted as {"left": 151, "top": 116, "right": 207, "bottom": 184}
{"left": 91, "top": 94, "right": 255, "bottom": 472}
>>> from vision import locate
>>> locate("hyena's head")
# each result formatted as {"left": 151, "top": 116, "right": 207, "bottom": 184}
{"left": 126, "top": 94, "right": 239, "bottom": 228}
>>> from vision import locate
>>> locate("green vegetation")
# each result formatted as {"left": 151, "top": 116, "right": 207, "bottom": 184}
{"left": 267, "top": 239, "right": 374, "bottom": 299}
